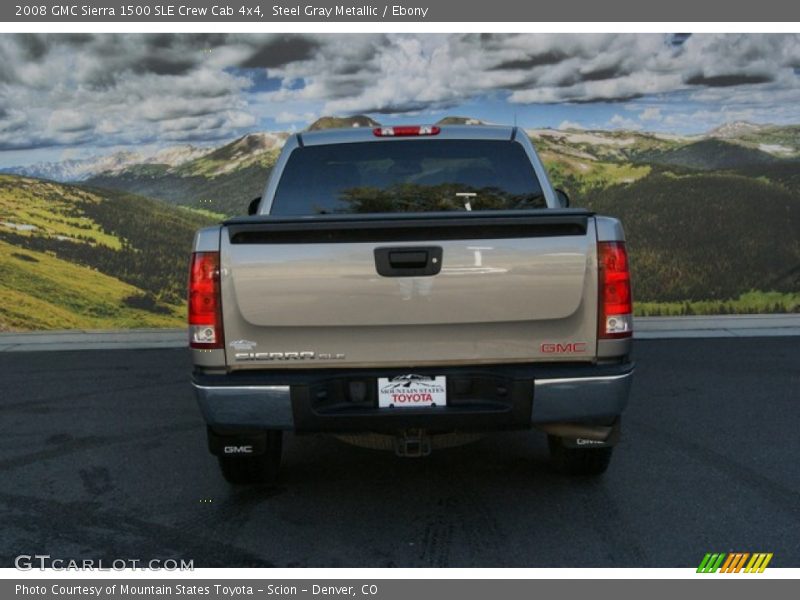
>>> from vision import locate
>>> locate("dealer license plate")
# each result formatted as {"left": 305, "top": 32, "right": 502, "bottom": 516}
{"left": 378, "top": 375, "right": 447, "bottom": 408}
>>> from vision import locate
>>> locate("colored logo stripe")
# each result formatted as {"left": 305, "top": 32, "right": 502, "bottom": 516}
{"left": 745, "top": 553, "right": 773, "bottom": 573}
{"left": 697, "top": 553, "right": 726, "bottom": 573}
{"left": 697, "top": 552, "right": 773, "bottom": 573}
{"left": 720, "top": 553, "right": 750, "bottom": 573}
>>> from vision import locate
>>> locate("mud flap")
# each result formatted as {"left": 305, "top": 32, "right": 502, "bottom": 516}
{"left": 538, "top": 418, "right": 621, "bottom": 449}
{"left": 207, "top": 428, "right": 268, "bottom": 457}
{"left": 559, "top": 418, "right": 621, "bottom": 449}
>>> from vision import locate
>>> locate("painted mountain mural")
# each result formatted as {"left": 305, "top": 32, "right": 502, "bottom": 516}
{"left": 1, "top": 118, "right": 798, "bottom": 330}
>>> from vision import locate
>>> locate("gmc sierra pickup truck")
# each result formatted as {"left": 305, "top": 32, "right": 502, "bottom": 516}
{"left": 189, "top": 125, "right": 634, "bottom": 484}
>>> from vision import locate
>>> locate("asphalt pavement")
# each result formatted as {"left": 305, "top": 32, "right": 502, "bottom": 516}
{"left": 1, "top": 337, "right": 798, "bottom": 567}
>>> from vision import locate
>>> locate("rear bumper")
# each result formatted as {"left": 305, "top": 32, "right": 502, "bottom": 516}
{"left": 193, "top": 361, "right": 634, "bottom": 432}
{"left": 532, "top": 370, "right": 633, "bottom": 423}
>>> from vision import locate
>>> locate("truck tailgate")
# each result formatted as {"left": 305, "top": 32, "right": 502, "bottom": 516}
{"left": 220, "top": 211, "right": 599, "bottom": 368}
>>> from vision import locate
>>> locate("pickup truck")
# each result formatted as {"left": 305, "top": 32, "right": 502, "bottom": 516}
{"left": 189, "top": 125, "right": 634, "bottom": 484}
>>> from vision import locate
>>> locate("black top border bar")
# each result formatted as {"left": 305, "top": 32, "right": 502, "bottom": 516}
{"left": 4, "top": 0, "right": 799, "bottom": 22}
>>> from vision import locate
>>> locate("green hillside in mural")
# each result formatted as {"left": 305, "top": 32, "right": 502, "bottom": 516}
{"left": 535, "top": 126, "right": 800, "bottom": 315}
{"left": 0, "top": 175, "right": 214, "bottom": 331}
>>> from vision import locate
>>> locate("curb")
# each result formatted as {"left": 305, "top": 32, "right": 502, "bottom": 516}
{"left": 1, "top": 315, "right": 799, "bottom": 352}
{"left": 0, "top": 314, "right": 800, "bottom": 352}
{"left": 633, "top": 314, "right": 800, "bottom": 339}
{"left": 0, "top": 328, "right": 187, "bottom": 352}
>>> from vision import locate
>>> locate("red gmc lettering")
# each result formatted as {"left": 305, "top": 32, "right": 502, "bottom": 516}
{"left": 541, "top": 342, "right": 588, "bottom": 353}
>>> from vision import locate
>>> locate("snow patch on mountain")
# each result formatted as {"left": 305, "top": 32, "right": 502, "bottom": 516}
{"left": 2, "top": 145, "right": 212, "bottom": 182}
{"left": 707, "top": 121, "right": 767, "bottom": 139}
{"left": 758, "top": 143, "right": 795, "bottom": 156}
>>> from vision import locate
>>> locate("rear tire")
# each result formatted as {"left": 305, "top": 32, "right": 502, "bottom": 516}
{"left": 217, "top": 430, "right": 282, "bottom": 485}
{"left": 548, "top": 435, "right": 613, "bottom": 476}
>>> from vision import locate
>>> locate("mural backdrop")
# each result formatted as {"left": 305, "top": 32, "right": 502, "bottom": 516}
{"left": 1, "top": 33, "right": 799, "bottom": 330}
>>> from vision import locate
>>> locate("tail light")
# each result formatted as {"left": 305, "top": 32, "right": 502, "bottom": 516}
{"left": 598, "top": 242, "right": 633, "bottom": 339}
{"left": 188, "top": 251, "right": 223, "bottom": 349}
{"left": 373, "top": 125, "right": 440, "bottom": 137}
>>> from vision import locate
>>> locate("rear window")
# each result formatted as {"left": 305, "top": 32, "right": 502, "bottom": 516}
{"left": 270, "top": 139, "right": 546, "bottom": 215}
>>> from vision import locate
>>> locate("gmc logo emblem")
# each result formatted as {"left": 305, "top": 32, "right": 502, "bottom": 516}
{"left": 223, "top": 445, "right": 253, "bottom": 454}
{"left": 541, "top": 342, "right": 588, "bottom": 353}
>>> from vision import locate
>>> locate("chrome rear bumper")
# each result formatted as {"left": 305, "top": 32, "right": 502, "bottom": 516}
{"left": 531, "top": 370, "right": 633, "bottom": 423}
{"left": 194, "top": 384, "right": 293, "bottom": 429}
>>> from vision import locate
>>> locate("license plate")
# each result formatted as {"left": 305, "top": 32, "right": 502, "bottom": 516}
{"left": 378, "top": 375, "right": 447, "bottom": 408}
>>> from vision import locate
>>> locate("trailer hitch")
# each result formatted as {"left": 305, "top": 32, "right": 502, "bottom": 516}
{"left": 394, "top": 429, "right": 432, "bottom": 458}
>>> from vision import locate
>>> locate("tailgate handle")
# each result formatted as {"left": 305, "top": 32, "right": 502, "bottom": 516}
{"left": 375, "top": 246, "right": 443, "bottom": 277}
{"left": 389, "top": 250, "right": 428, "bottom": 268}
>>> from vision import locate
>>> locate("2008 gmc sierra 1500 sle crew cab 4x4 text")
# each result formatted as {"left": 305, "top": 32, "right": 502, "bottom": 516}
{"left": 189, "top": 125, "right": 634, "bottom": 484}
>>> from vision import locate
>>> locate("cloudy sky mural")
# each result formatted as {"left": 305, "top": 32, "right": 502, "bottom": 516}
{"left": 2, "top": 32, "right": 800, "bottom": 165}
